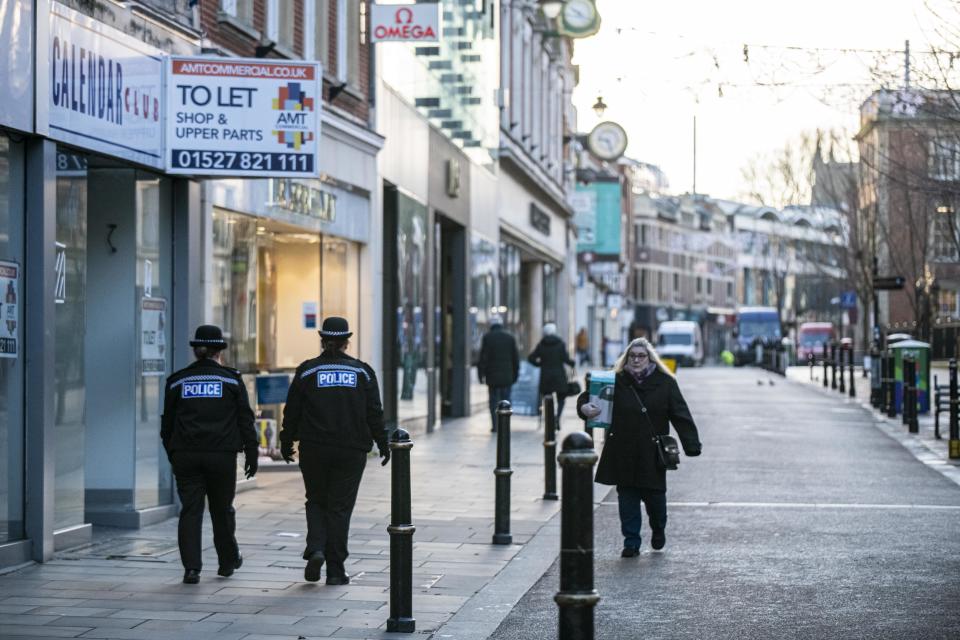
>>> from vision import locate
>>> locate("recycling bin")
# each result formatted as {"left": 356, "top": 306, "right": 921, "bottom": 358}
{"left": 892, "top": 340, "right": 931, "bottom": 414}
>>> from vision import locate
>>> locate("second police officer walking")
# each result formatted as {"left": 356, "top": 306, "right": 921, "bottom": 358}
{"left": 280, "top": 317, "right": 390, "bottom": 585}
{"left": 161, "top": 325, "right": 258, "bottom": 585}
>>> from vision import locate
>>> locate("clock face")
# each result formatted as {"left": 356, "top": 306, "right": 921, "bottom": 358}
{"left": 562, "top": 0, "right": 599, "bottom": 34}
{"left": 588, "top": 122, "right": 628, "bottom": 160}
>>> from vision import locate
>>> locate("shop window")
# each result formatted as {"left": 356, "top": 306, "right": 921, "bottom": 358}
{"left": 321, "top": 238, "right": 359, "bottom": 339}
{"left": 221, "top": 0, "right": 254, "bottom": 26}
{"left": 212, "top": 210, "right": 259, "bottom": 372}
{"left": 307, "top": 0, "right": 330, "bottom": 64}
{"left": 470, "top": 234, "right": 497, "bottom": 364}
{"left": 267, "top": 0, "right": 298, "bottom": 52}
{"left": 0, "top": 134, "right": 25, "bottom": 543}
{"left": 543, "top": 263, "right": 557, "bottom": 324}
{"left": 397, "top": 194, "right": 429, "bottom": 422}
{"left": 337, "top": 0, "right": 362, "bottom": 86}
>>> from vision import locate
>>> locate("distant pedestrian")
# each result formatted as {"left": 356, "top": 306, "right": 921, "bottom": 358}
{"left": 528, "top": 323, "right": 575, "bottom": 420}
{"left": 477, "top": 316, "right": 520, "bottom": 432}
{"left": 577, "top": 337, "right": 701, "bottom": 557}
{"left": 279, "top": 317, "right": 390, "bottom": 585}
{"left": 161, "top": 325, "right": 258, "bottom": 585}
{"left": 575, "top": 327, "right": 590, "bottom": 366}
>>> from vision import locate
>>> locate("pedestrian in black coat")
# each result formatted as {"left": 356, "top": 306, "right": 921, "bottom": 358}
{"left": 528, "top": 323, "right": 575, "bottom": 419}
{"left": 161, "top": 325, "right": 258, "bottom": 585}
{"left": 578, "top": 337, "right": 701, "bottom": 557}
{"left": 477, "top": 318, "right": 520, "bottom": 432}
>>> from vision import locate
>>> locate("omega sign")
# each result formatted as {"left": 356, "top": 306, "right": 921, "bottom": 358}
{"left": 370, "top": 3, "right": 440, "bottom": 43}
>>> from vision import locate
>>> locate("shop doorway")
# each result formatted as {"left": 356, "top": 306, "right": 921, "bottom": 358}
{"left": 436, "top": 216, "right": 467, "bottom": 418}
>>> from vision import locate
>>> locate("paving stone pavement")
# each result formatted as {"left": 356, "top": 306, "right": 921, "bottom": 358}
{"left": 0, "top": 407, "right": 596, "bottom": 640}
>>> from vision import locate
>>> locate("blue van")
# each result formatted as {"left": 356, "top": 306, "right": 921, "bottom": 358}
{"left": 733, "top": 306, "right": 781, "bottom": 366}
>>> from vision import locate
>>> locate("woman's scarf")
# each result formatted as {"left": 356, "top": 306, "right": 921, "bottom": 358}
{"left": 627, "top": 362, "right": 657, "bottom": 387}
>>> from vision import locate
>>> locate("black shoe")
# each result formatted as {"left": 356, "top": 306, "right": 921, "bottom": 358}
{"left": 651, "top": 529, "right": 666, "bottom": 551}
{"left": 183, "top": 569, "right": 200, "bottom": 584}
{"left": 218, "top": 553, "right": 243, "bottom": 577}
{"left": 326, "top": 573, "right": 350, "bottom": 585}
{"left": 620, "top": 546, "right": 639, "bottom": 558}
{"left": 304, "top": 551, "right": 325, "bottom": 582}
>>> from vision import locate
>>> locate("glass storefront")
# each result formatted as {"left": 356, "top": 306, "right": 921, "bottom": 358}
{"left": 0, "top": 133, "right": 25, "bottom": 543}
{"left": 396, "top": 194, "right": 429, "bottom": 423}
{"left": 211, "top": 208, "right": 360, "bottom": 376}
{"left": 499, "top": 241, "right": 524, "bottom": 352}
{"left": 54, "top": 147, "right": 88, "bottom": 531}
{"left": 470, "top": 233, "right": 497, "bottom": 364}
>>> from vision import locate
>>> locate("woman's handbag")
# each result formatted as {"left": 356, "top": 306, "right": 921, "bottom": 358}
{"left": 652, "top": 434, "right": 681, "bottom": 471}
{"left": 563, "top": 365, "right": 582, "bottom": 397}
{"left": 630, "top": 386, "right": 680, "bottom": 470}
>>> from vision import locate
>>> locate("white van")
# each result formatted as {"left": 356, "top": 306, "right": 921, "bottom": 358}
{"left": 655, "top": 320, "right": 704, "bottom": 367}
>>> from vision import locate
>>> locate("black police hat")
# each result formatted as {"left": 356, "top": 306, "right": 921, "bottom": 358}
{"left": 319, "top": 316, "right": 352, "bottom": 339}
{"left": 189, "top": 324, "right": 228, "bottom": 348}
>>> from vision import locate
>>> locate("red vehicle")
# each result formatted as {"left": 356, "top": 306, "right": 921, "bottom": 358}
{"left": 797, "top": 322, "right": 835, "bottom": 362}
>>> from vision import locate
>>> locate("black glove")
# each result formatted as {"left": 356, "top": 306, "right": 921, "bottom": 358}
{"left": 684, "top": 444, "right": 702, "bottom": 457}
{"left": 281, "top": 441, "right": 296, "bottom": 464}
{"left": 378, "top": 443, "right": 391, "bottom": 466}
{"left": 244, "top": 447, "right": 259, "bottom": 479}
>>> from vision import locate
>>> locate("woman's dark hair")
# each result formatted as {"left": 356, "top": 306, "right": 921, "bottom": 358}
{"left": 321, "top": 337, "right": 350, "bottom": 353}
{"left": 193, "top": 345, "right": 224, "bottom": 360}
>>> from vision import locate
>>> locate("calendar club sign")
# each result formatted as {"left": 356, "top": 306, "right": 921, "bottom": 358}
{"left": 370, "top": 3, "right": 441, "bottom": 43}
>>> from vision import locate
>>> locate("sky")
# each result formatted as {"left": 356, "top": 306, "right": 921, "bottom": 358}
{"left": 571, "top": 0, "right": 956, "bottom": 202}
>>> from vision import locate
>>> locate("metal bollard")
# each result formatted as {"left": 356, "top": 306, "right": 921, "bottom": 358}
{"left": 848, "top": 346, "right": 856, "bottom": 398}
{"left": 950, "top": 360, "right": 959, "bottom": 459}
{"left": 822, "top": 342, "right": 829, "bottom": 388}
{"left": 809, "top": 352, "right": 814, "bottom": 381}
{"left": 902, "top": 356, "right": 912, "bottom": 427}
{"left": 839, "top": 346, "right": 846, "bottom": 394}
{"left": 387, "top": 428, "right": 416, "bottom": 633}
{"left": 905, "top": 356, "right": 919, "bottom": 433}
{"left": 555, "top": 432, "right": 599, "bottom": 640}
{"left": 870, "top": 347, "right": 881, "bottom": 408}
{"left": 493, "top": 400, "right": 513, "bottom": 545}
{"left": 886, "top": 353, "right": 897, "bottom": 419}
{"left": 831, "top": 342, "right": 838, "bottom": 390}
{"left": 543, "top": 394, "right": 558, "bottom": 501}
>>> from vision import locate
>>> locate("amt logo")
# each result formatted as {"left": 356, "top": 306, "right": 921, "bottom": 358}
{"left": 182, "top": 382, "right": 223, "bottom": 398}
{"left": 317, "top": 371, "right": 357, "bottom": 388}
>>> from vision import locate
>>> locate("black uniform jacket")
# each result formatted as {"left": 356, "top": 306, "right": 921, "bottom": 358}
{"left": 477, "top": 325, "right": 520, "bottom": 387}
{"left": 528, "top": 335, "right": 575, "bottom": 395}
{"left": 280, "top": 351, "right": 387, "bottom": 452}
{"left": 577, "top": 369, "right": 701, "bottom": 491}
{"left": 161, "top": 359, "right": 257, "bottom": 455}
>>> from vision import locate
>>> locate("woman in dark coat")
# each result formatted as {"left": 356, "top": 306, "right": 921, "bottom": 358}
{"left": 528, "top": 323, "right": 575, "bottom": 419}
{"left": 578, "top": 337, "right": 701, "bottom": 556}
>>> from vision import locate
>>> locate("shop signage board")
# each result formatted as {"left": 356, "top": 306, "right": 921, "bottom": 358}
{"left": 166, "top": 56, "right": 321, "bottom": 177}
{"left": 43, "top": 3, "right": 165, "bottom": 169}
{"left": 574, "top": 180, "right": 621, "bottom": 259}
{"left": 141, "top": 297, "right": 167, "bottom": 376}
{"left": 370, "top": 3, "right": 441, "bottom": 43}
{"left": 0, "top": 261, "right": 19, "bottom": 359}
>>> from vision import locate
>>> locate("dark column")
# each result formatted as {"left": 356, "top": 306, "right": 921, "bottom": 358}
{"left": 950, "top": 360, "right": 959, "bottom": 459}
{"left": 555, "top": 432, "right": 599, "bottom": 640}
{"left": 905, "top": 356, "right": 919, "bottom": 434}
{"left": 886, "top": 353, "right": 897, "bottom": 419}
{"left": 822, "top": 342, "right": 829, "bottom": 388}
{"left": 387, "top": 428, "right": 415, "bottom": 633}
{"left": 543, "top": 394, "right": 558, "bottom": 501}
{"left": 848, "top": 346, "right": 856, "bottom": 398}
{"left": 492, "top": 401, "right": 513, "bottom": 545}
{"left": 583, "top": 372, "right": 594, "bottom": 441}
{"left": 830, "top": 342, "right": 838, "bottom": 390}
{"left": 839, "top": 345, "right": 846, "bottom": 394}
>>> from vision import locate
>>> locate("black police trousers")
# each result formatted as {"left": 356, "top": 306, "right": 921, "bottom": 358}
{"left": 171, "top": 450, "right": 240, "bottom": 572}
{"left": 298, "top": 444, "right": 367, "bottom": 577}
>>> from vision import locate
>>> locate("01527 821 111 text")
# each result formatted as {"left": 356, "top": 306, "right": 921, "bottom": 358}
{"left": 170, "top": 150, "right": 313, "bottom": 172}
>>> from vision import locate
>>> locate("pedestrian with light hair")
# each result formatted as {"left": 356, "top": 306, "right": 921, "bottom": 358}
{"left": 577, "top": 337, "right": 702, "bottom": 556}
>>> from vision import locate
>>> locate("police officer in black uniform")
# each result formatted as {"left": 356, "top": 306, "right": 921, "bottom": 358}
{"left": 280, "top": 317, "right": 389, "bottom": 585}
{"left": 161, "top": 325, "right": 258, "bottom": 584}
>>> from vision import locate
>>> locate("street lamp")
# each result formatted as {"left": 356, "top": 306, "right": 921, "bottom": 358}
{"left": 540, "top": 0, "right": 563, "bottom": 19}
{"left": 592, "top": 95, "right": 608, "bottom": 118}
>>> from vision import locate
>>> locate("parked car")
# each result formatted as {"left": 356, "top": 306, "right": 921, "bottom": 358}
{"left": 656, "top": 320, "right": 704, "bottom": 367}
{"left": 797, "top": 322, "right": 834, "bottom": 362}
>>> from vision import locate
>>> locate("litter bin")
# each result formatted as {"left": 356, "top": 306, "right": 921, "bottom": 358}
{"left": 891, "top": 340, "right": 931, "bottom": 414}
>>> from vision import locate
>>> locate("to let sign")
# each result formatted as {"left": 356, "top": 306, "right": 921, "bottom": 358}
{"left": 370, "top": 3, "right": 440, "bottom": 43}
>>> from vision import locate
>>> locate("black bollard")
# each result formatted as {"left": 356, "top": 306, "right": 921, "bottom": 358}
{"left": 831, "top": 342, "right": 838, "bottom": 390}
{"left": 387, "top": 428, "right": 416, "bottom": 633}
{"left": 839, "top": 346, "right": 846, "bottom": 394}
{"left": 905, "top": 356, "right": 919, "bottom": 433}
{"left": 543, "top": 394, "right": 558, "bottom": 501}
{"left": 822, "top": 342, "right": 829, "bottom": 388}
{"left": 886, "top": 353, "right": 897, "bottom": 419}
{"left": 809, "top": 352, "right": 814, "bottom": 381}
{"left": 848, "top": 346, "right": 856, "bottom": 398}
{"left": 555, "top": 432, "right": 599, "bottom": 640}
{"left": 950, "top": 360, "right": 959, "bottom": 459}
{"left": 493, "top": 400, "right": 513, "bottom": 545}
{"left": 902, "top": 356, "right": 912, "bottom": 427}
